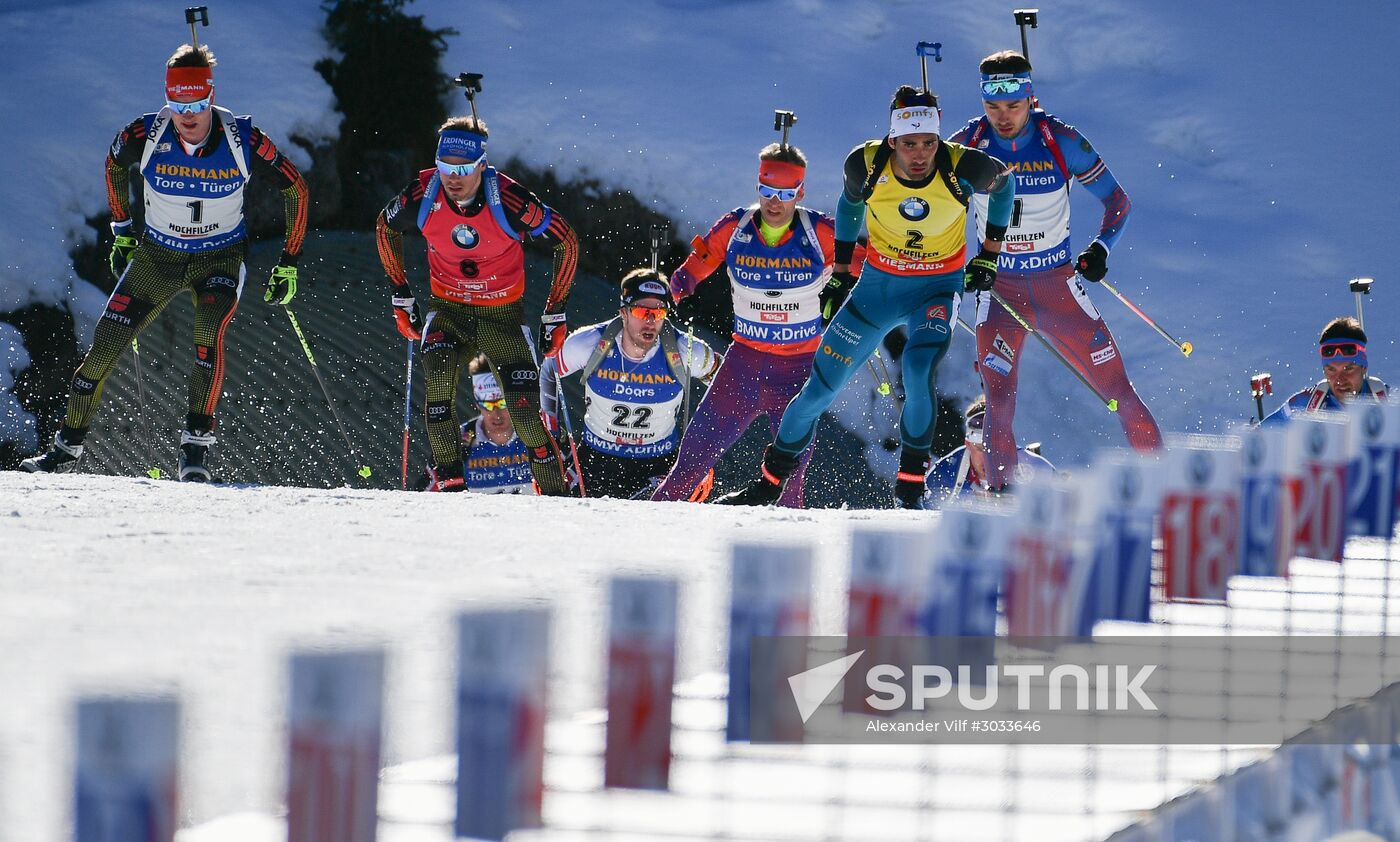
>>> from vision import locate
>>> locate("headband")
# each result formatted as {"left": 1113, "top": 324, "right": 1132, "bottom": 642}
{"left": 758, "top": 159, "right": 805, "bottom": 189}
{"left": 472, "top": 372, "right": 504, "bottom": 403}
{"left": 166, "top": 66, "right": 213, "bottom": 100}
{"left": 889, "top": 105, "right": 940, "bottom": 138}
{"left": 438, "top": 130, "right": 487, "bottom": 162}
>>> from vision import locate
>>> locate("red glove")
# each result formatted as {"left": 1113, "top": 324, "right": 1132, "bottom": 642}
{"left": 392, "top": 295, "right": 423, "bottom": 340}
{"left": 541, "top": 312, "right": 568, "bottom": 358}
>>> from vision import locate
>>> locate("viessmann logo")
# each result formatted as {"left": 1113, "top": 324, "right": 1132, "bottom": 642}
{"left": 787, "top": 651, "right": 1157, "bottom": 724}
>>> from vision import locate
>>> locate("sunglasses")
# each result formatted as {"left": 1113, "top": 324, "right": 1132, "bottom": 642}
{"left": 628, "top": 305, "right": 667, "bottom": 321}
{"left": 1320, "top": 341, "right": 1364, "bottom": 358}
{"left": 479, "top": 398, "right": 507, "bottom": 411}
{"left": 436, "top": 157, "right": 485, "bottom": 177}
{"left": 167, "top": 97, "right": 212, "bottom": 115}
{"left": 980, "top": 77, "right": 1032, "bottom": 96}
{"left": 757, "top": 183, "right": 801, "bottom": 202}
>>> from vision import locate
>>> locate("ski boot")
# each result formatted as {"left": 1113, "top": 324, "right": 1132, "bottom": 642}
{"left": 893, "top": 448, "right": 931, "bottom": 510}
{"left": 20, "top": 428, "right": 86, "bottom": 474}
{"left": 426, "top": 462, "right": 466, "bottom": 492}
{"left": 178, "top": 428, "right": 217, "bottom": 482}
{"left": 715, "top": 447, "right": 798, "bottom": 506}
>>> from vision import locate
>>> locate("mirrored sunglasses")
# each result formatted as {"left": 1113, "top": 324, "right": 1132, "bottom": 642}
{"left": 980, "top": 77, "right": 1032, "bottom": 97}
{"left": 167, "top": 97, "right": 212, "bottom": 115}
{"left": 479, "top": 398, "right": 507, "bottom": 411}
{"left": 436, "top": 157, "right": 485, "bottom": 177}
{"left": 628, "top": 305, "right": 667, "bottom": 321}
{"left": 757, "top": 183, "right": 801, "bottom": 202}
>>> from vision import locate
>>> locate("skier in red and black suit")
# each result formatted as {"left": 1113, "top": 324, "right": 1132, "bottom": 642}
{"left": 376, "top": 115, "right": 578, "bottom": 494}
{"left": 21, "top": 42, "right": 309, "bottom": 481}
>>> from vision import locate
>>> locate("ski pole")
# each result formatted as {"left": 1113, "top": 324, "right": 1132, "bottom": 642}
{"left": 990, "top": 289, "right": 1119, "bottom": 412}
{"left": 1250, "top": 372, "right": 1273, "bottom": 424}
{"left": 281, "top": 305, "right": 372, "bottom": 482}
{"left": 185, "top": 6, "right": 209, "bottom": 47}
{"left": 400, "top": 339, "right": 414, "bottom": 490}
{"left": 1098, "top": 279, "right": 1193, "bottom": 357}
{"left": 1013, "top": 9, "right": 1039, "bottom": 60}
{"left": 554, "top": 367, "right": 587, "bottom": 498}
{"left": 129, "top": 338, "right": 162, "bottom": 479}
{"left": 1349, "top": 277, "right": 1373, "bottom": 330}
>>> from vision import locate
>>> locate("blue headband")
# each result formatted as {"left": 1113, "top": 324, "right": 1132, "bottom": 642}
{"left": 980, "top": 73, "right": 1034, "bottom": 101}
{"left": 437, "top": 130, "right": 487, "bottom": 162}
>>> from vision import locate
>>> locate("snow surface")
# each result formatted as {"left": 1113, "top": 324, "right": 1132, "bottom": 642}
{"left": 2, "top": 472, "right": 1397, "bottom": 841}
{"left": 1, "top": 0, "right": 1397, "bottom": 462}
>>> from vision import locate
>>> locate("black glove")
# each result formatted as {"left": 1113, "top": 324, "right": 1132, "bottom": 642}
{"left": 963, "top": 249, "right": 1000, "bottom": 293}
{"left": 1075, "top": 241, "right": 1109, "bottom": 283}
{"left": 820, "top": 270, "right": 857, "bottom": 324}
{"left": 109, "top": 223, "right": 138, "bottom": 281}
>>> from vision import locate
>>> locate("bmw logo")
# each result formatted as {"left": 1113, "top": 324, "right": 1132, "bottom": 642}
{"left": 898, "top": 196, "right": 930, "bottom": 221}
{"left": 451, "top": 224, "right": 479, "bottom": 249}
{"left": 1364, "top": 406, "right": 1383, "bottom": 439}
{"left": 958, "top": 515, "right": 982, "bottom": 551}
{"left": 1306, "top": 424, "right": 1326, "bottom": 457}
{"left": 1118, "top": 467, "right": 1140, "bottom": 503}
{"left": 1245, "top": 434, "right": 1264, "bottom": 468}
{"left": 1189, "top": 451, "right": 1214, "bottom": 487}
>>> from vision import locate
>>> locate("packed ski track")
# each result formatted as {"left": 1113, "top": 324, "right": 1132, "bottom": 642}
{"left": 0, "top": 472, "right": 905, "bottom": 841}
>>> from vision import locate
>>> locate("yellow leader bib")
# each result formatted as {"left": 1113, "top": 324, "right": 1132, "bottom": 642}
{"left": 861, "top": 139, "right": 971, "bottom": 275}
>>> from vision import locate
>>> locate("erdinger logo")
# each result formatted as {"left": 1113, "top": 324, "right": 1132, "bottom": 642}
{"left": 899, "top": 197, "right": 930, "bottom": 221}
{"left": 1188, "top": 452, "right": 1214, "bottom": 487}
{"left": 451, "top": 224, "right": 479, "bottom": 249}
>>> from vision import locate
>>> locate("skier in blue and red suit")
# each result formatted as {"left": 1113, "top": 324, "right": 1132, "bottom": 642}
{"left": 651, "top": 141, "right": 859, "bottom": 507}
{"left": 1261, "top": 316, "right": 1388, "bottom": 425}
{"left": 950, "top": 50, "right": 1161, "bottom": 489}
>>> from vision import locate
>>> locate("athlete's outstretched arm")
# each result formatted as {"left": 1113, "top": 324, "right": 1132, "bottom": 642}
{"left": 375, "top": 179, "right": 427, "bottom": 294}
{"left": 956, "top": 149, "right": 1014, "bottom": 243}
{"left": 833, "top": 144, "right": 872, "bottom": 266}
{"left": 1054, "top": 122, "right": 1132, "bottom": 252}
{"left": 670, "top": 213, "right": 739, "bottom": 301}
{"left": 499, "top": 181, "right": 578, "bottom": 314}
{"left": 248, "top": 127, "right": 310, "bottom": 262}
